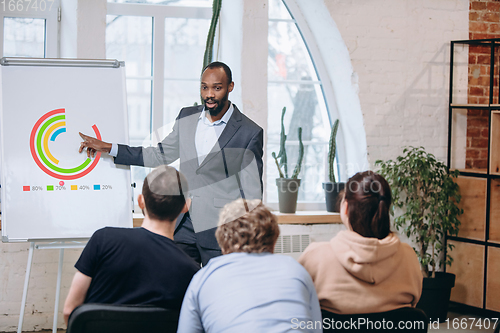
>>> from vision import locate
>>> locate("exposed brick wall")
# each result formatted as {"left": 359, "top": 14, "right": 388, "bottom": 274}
{"left": 467, "top": 0, "right": 500, "bottom": 169}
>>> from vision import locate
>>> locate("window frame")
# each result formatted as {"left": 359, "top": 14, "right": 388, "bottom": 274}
{"left": 282, "top": 0, "right": 339, "bottom": 128}
{"left": 0, "top": 0, "right": 60, "bottom": 58}
{"left": 107, "top": 3, "right": 212, "bottom": 135}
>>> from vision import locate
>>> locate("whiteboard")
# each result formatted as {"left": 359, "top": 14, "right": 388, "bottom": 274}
{"left": 0, "top": 59, "right": 132, "bottom": 242}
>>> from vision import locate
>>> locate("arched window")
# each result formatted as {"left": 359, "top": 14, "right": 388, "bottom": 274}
{"left": 267, "top": 0, "right": 335, "bottom": 208}
{"left": 106, "top": 0, "right": 368, "bottom": 209}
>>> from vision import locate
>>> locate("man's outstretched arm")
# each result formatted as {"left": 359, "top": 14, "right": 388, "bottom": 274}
{"left": 78, "top": 114, "right": 181, "bottom": 167}
{"left": 79, "top": 132, "right": 144, "bottom": 166}
{"left": 63, "top": 271, "right": 92, "bottom": 325}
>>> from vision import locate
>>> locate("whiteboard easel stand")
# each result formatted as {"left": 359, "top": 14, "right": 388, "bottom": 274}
{"left": 0, "top": 56, "right": 128, "bottom": 332}
{"left": 18, "top": 241, "right": 87, "bottom": 333}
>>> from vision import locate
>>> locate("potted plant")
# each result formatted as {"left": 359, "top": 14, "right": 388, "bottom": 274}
{"left": 375, "top": 146, "right": 463, "bottom": 322}
{"left": 272, "top": 107, "right": 304, "bottom": 213}
{"left": 322, "top": 119, "right": 344, "bottom": 212}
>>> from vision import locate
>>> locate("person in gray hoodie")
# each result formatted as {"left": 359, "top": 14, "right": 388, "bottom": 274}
{"left": 299, "top": 170, "right": 422, "bottom": 315}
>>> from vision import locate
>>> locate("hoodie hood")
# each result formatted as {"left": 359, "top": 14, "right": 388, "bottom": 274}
{"left": 330, "top": 230, "right": 403, "bottom": 284}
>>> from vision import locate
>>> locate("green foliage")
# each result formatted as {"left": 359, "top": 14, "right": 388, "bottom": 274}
{"left": 375, "top": 146, "right": 463, "bottom": 278}
{"left": 328, "top": 119, "right": 340, "bottom": 183}
{"left": 272, "top": 107, "right": 304, "bottom": 179}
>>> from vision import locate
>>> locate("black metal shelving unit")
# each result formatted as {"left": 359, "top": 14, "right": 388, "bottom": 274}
{"left": 447, "top": 38, "right": 500, "bottom": 314}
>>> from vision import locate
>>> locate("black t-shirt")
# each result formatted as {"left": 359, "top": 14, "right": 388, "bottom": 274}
{"left": 75, "top": 227, "right": 199, "bottom": 310}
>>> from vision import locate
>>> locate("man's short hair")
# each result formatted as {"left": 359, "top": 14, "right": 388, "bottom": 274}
{"left": 216, "top": 199, "right": 279, "bottom": 254}
{"left": 202, "top": 61, "right": 233, "bottom": 84}
{"left": 142, "top": 166, "right": 189, "bottom": 221}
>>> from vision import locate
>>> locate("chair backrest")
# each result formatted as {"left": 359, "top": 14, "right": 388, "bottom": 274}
{"left": 66, "top": 303, "right": 179, "bottom": 333}
{"left": 322, "top": 307, "right": 428, "bottom": 333}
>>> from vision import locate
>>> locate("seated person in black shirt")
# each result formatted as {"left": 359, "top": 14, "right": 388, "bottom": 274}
{"left": 63, "top": 166, "right": 200, "bottom": 324}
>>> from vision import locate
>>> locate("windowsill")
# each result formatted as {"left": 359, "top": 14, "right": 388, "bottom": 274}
{"left": 132, "top": 211, "right": 341, "bottom": 228}
{"left": 273, "top": 211, "right": 341, "bottom": 224}
{"left": 0, "top": 212, "right": 340, "bottom": 231}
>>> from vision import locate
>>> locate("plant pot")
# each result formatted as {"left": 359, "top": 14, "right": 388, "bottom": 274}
{"left": 416, "top": 272, "right": 455, "bottom": 323}
{"left": 322, "top": 182, "right": 345, "bottom": 213}
{"left": 276, "top": 178, "right": 301, "bottom": 213}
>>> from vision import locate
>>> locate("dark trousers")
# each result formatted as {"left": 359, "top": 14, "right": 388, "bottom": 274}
{"left": 174, "top": 213, "right": 222, "bottom": 266}
{"left": 175, "top": 242, "right": 222, "bottom": 267}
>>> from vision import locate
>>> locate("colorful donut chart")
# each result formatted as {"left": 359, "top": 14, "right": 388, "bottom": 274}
{"left": 30, "top": 108, "right": 101, "bottom": 180}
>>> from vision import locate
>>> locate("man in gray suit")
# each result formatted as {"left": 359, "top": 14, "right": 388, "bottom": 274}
{"left": 79, "top": 62, "right": 264, "bottom": 266}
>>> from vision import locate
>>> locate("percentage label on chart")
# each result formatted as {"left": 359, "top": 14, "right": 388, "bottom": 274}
{"left": 56, "top": 186, "right": 66, "bottom": 190}
{"left": 32, "top": 186, "right": 43, "bottom": 191}
{"left": 102, "top": 185, "right": 112, "bottom": 190}
{"left": 79, "top": 185, "right": 90, "bottom": 190}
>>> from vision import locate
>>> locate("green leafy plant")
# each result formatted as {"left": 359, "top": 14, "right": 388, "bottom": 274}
{"left": 327, "top": 119, "right": 340, "bottom": 183}
{"left": 375, "top": 146, "right": 463, "bottom": 278}
{"left": 272, "top": 107, "right": 304, "bottom": 179}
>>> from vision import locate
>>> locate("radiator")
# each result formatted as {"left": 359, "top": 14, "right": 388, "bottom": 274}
{"left": 273, "top": 224, "right": 345, "bottom": 260}
{"left": 274, "top": 234, "right": 311, "bottom": 254}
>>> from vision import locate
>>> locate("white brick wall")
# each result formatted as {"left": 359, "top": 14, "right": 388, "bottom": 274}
{"left": 0, "top": 243, "right": 81, "bottom": 332}
{"left": 324, "top": 0, "right": 469, "bottom": 165}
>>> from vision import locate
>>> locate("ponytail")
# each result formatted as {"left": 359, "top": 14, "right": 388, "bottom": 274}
{"left": 371, "top": 198, "right": 390, "bottom": 239}
{"left": 345, "top": 171, "right": 392, "bottom": 240}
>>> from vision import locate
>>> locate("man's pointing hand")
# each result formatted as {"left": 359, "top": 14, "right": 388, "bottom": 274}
{"left": 79, "top": 132, "right": 112, "bottom": 158}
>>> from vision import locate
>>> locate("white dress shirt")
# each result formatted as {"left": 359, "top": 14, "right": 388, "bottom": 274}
{"left": 195, "top": 103, "right": 234, "bottom": 165}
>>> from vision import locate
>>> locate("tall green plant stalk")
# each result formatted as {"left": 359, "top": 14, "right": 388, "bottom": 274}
{"left": 376, "top": 146, "right": 463, "bottom": 278}
{"left": 328, "top": 119, "right": 340, "bottom": 183}
{"left": 272, "top": 107, "right": 304, "bottom": 179}
{"left": 277, "top": 107, "right": 288, "bottom": 178}
{"left": 291, "top": 127, "right": 304, "bottom": 179}
{"left": 272, "top": 152, "right": 284, "bottom": 178}
{"left": 203, "top": 0, "right": 222, "bottom": 70}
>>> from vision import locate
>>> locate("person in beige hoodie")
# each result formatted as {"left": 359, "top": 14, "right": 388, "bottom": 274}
{"left": 298, "top": 171, "right": 423, "bottom": 315}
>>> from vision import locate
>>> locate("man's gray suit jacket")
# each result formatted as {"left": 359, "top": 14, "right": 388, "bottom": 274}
{"left": 114, "top": 104, "right": 264, "bottom": 249}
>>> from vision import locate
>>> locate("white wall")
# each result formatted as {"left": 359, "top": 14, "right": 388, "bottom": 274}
{"left": 61, "top": 0, "right": 106, "bottom": 58}
{"left": 324, "top": 0, "right": 469, "bottom": 165}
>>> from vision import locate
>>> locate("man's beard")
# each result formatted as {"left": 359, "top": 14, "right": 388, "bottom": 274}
{"left": 204, "top": 95, "right": 228, "bottom": 117}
